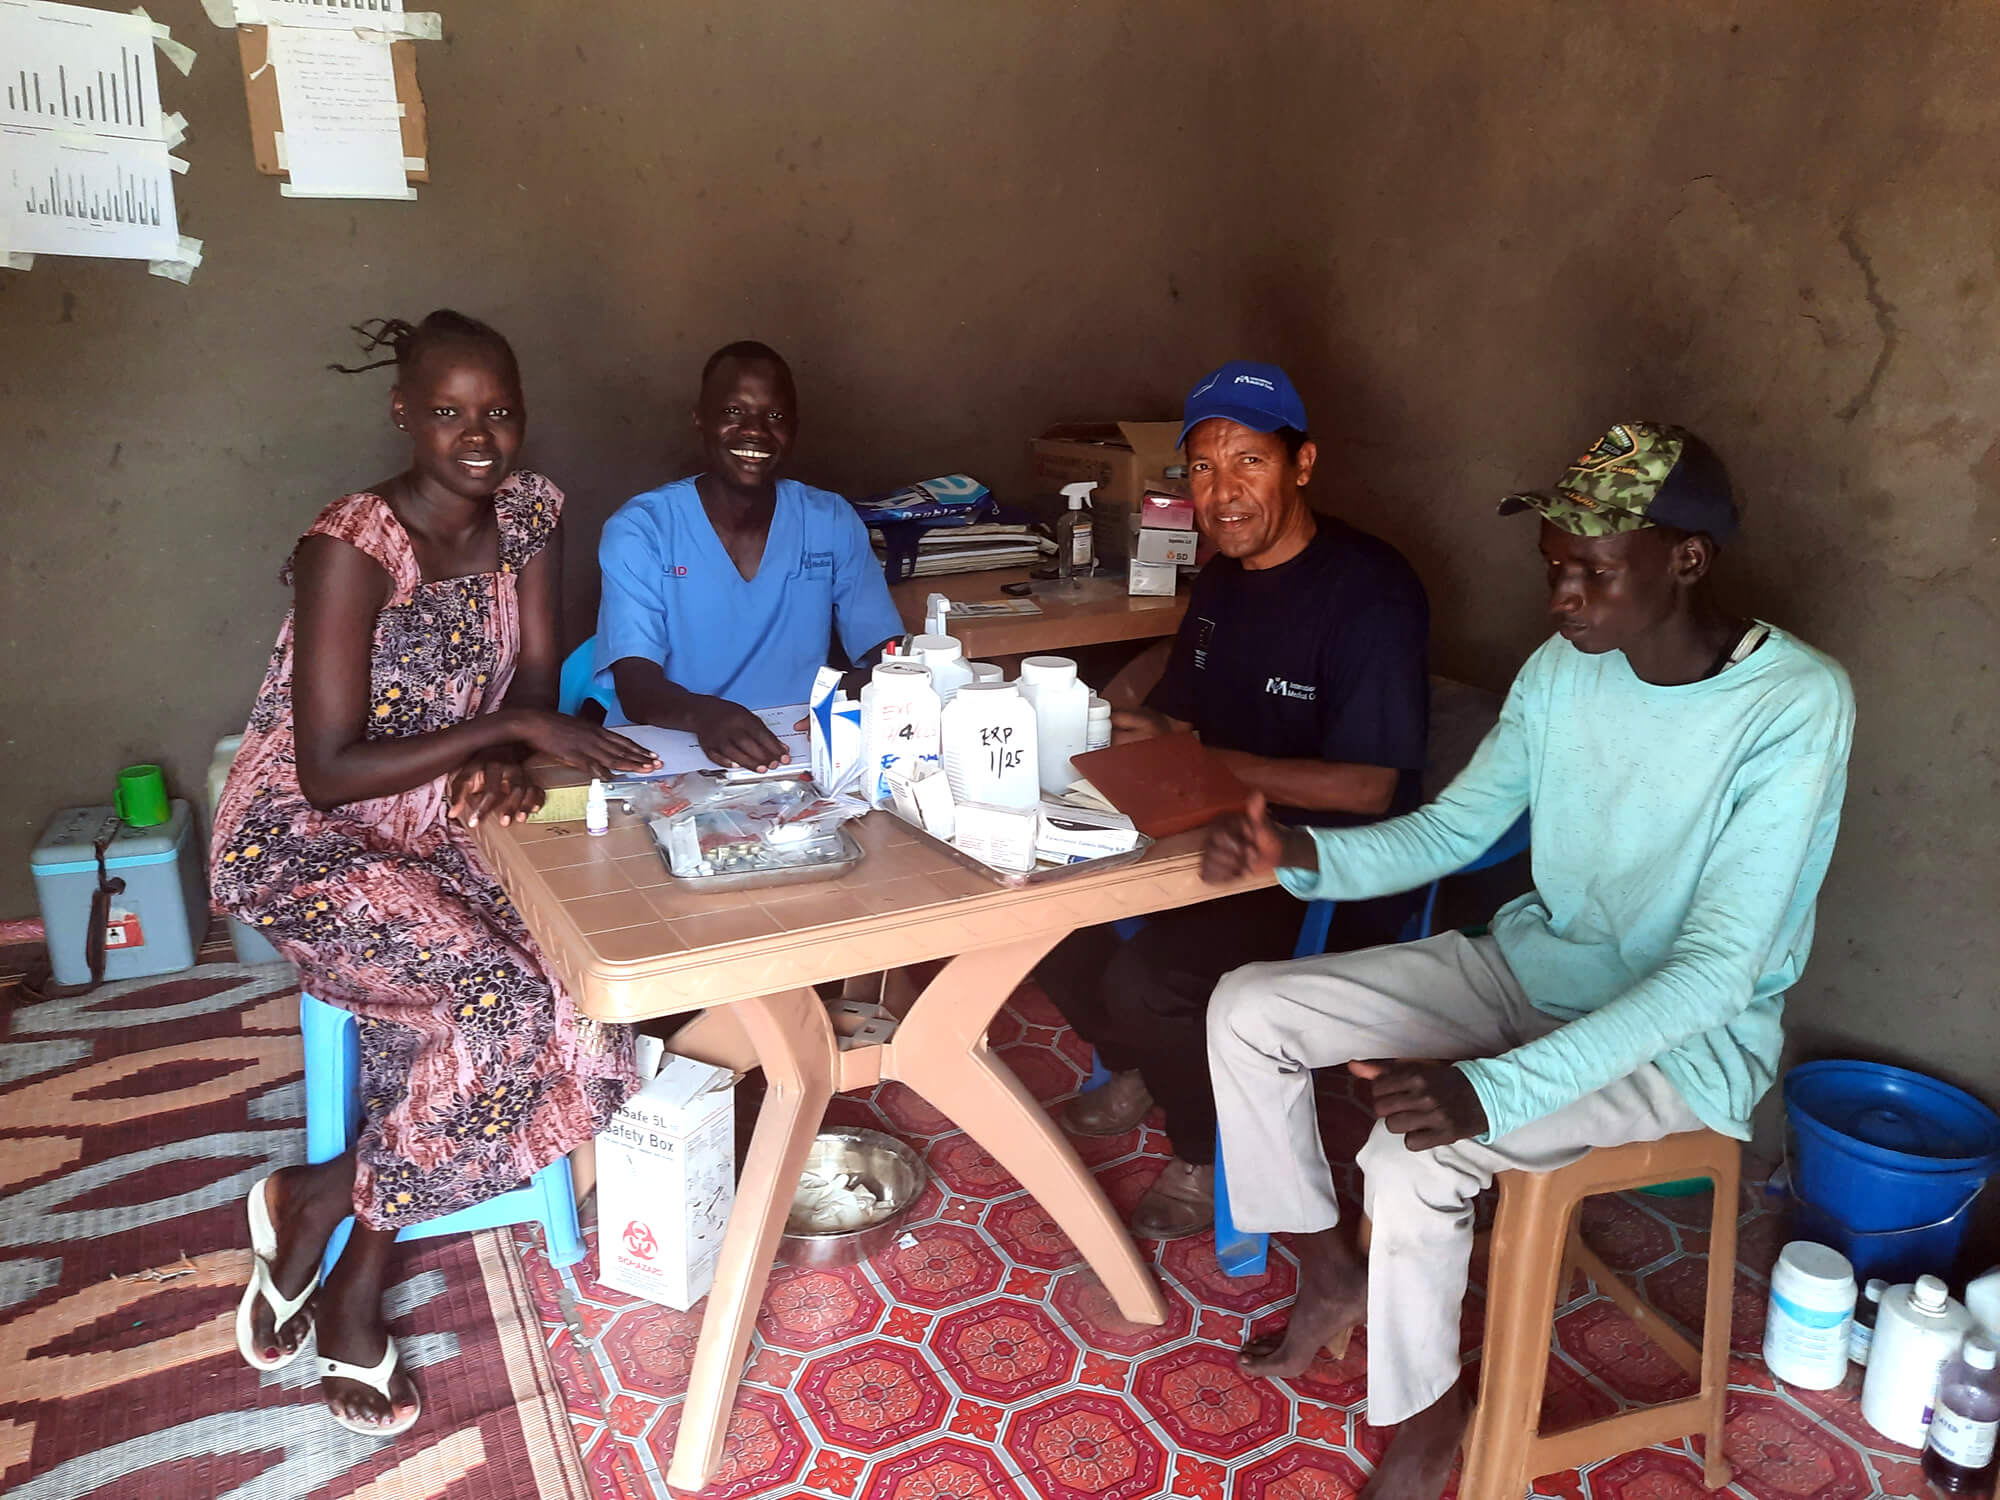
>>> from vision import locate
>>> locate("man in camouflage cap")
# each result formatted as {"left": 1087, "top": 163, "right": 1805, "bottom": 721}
{"left": 1496, "top": 420, "right": 1740, "bottom": 541}
{"left": 1199, "top": 422, "right": 1854, "bottom": 1500}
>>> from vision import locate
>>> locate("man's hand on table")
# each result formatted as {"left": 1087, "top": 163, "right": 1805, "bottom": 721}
{"left": 687, "top": 696, "right": 793, "bottom": 771}
{"left": 1349, "top": 1059, "right": 1489, "bottom": 1150}
{"left": 1202, "top": 791, "right": 1319, "bottom": 884}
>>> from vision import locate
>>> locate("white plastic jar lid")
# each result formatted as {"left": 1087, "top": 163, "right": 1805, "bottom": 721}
{"left": 1020, "top": 656, "right": 1078, "bottom": 686}
{"left": 1774, "top": 1241, "right": 1855, "bottom": 1300}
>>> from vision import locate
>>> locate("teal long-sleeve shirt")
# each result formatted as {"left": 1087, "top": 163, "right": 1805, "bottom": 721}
{"left": 1278, "top": 627, "right": 1855, "bottom": 1143}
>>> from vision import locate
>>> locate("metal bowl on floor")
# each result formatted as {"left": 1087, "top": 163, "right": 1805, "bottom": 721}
{"left": 775, "top": 1128, "right": 928, "bottom": 1269}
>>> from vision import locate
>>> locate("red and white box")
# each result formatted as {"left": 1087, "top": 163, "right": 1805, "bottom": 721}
{"left": 1139, "top": 490, "right": 1196, "bottom": 530}
{"left": 596, "top": 1052, "right": 736, "bottom": 1310}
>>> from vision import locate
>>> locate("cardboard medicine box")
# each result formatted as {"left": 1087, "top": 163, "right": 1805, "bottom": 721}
{"left": 1134, "top": 527, "right": 1198, "bottom": 567}
{"left": 1139, "top": 490, "right": 1196, "bottom": 530}
{"left": 1030, "top": 421, "right": 1185, "bottom": 563}
{"left": 595, "top": 1053, "right": 736, "bottom": 1311}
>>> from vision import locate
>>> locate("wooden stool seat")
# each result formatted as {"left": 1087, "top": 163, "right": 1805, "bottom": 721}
{"left": 1461, "top": 1128, "right": 1741, "bottom": 1499}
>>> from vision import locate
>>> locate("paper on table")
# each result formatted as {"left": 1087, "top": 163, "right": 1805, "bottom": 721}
{"left": 268, "top": 23, "right": 410, "bottom": 198}
{"left": 608, "top": 703, "right": 811, "bottom": 778}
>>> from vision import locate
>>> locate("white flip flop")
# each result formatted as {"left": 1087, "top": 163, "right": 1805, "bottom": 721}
{"left": 320, "top": 1338, "right": 422, "bottom": 1439}
{"left": 234, "top": 1171, "right": 320, "bottom": 1371}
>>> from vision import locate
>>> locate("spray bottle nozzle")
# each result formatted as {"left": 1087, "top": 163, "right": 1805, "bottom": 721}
{"left": 1060, "top": 481, "right": 1097, "bottom": 510}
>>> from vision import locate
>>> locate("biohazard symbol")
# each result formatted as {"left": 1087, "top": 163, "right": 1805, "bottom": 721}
{"left": 623, "top": 1219, "right": 657, "bottom": 1260}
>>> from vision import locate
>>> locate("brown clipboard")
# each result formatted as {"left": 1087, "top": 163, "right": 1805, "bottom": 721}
{"left": 236, "top": 24, "right": 429, "bottom": 181}
{"left": 1068, "top": 733, "right": 1252, "bottom": 839}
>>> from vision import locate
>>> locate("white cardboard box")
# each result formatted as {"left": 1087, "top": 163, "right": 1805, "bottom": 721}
{"left": 1128, "top": 558, "right": 1178, "bottom": 596}
{"left": 595, "top": 1053, "right": 736, "bottom": 1310}
{"left": 1134, "top": 527, "right": 1198, "bottom": 567}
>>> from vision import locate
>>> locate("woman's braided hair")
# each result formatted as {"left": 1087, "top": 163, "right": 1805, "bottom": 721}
{"left": 329, "top": 308, "right": 516, "bottom": 376}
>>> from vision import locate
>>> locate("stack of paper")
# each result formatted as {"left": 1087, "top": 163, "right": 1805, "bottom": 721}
{"left": 874, "top": 524, "right": 1053, "bottom": 578}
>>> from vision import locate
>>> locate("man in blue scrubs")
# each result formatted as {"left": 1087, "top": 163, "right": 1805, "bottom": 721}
{"left": 596, "top": 341, "right": 904, "bottom": 768}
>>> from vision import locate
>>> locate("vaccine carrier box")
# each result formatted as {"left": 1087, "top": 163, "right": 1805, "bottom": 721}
{"left": 30, "top": 801, "right": 205, "bottom": 986}
{"left": 595, "top": 1052, "right": 737, "bottom": 1310}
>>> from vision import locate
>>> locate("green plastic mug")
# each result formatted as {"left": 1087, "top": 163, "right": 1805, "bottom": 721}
{"left": 115, "top": 764, "right": 170, "bottom": 828}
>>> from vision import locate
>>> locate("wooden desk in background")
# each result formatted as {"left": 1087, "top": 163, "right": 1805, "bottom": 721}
{"left": 478, "top": 805, "right": 1264, "bottom": 1491}
{"left": 890, "top": 567, "right": 1187, "bottom": 658}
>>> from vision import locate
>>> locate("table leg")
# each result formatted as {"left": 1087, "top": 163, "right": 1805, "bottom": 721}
{"left": 666, "top": 987, "right": 836, "bottom": 1493}
{"left": 885, "top": 934, "right": 1167, "bottom": 1327}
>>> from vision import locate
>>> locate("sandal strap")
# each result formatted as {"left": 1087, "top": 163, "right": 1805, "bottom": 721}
{"left": 319, "top": 1339, "right": 401, "bottom": 1395}
{"left": 247, "top": 1244, "right": 320, "bottom": 1325}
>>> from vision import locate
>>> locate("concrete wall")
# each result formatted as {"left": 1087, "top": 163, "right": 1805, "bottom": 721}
{"left": 1240, "top": 1, "right": 2000, "bottom": 1132}
{"left": 3, "top": 3, "right": 1995, "bottom": 1120}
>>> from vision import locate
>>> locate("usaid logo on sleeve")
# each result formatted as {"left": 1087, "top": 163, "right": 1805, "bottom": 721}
{"left": 1265, "top": 677, "right": 1316, "bottom": 702}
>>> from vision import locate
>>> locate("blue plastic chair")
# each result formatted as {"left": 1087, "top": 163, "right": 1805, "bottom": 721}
{"left": 302, "top": 991, "right": 586, "bottom": 1274}
{"left": 1213, "top": 813, "right": 1533, "bottom": 1276}
{"left": 558, "top": 636, "right": 623, "bottom": 720}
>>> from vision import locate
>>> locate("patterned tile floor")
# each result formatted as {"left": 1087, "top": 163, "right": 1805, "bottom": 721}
{"left": 513, "top": 985, "right": 1928, "bottom": 1500}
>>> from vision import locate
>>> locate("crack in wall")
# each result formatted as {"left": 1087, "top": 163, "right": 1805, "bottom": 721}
{"left": 1835, "top": 219, "right": 1898, "bottom": 422}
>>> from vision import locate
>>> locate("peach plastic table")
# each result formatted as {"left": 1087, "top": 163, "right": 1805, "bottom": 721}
{"left": 890, "top": 567, "right": 1187, "bottom": 658}
{"left": 478, "top": 802, "right": 1265, "bottom": 1492}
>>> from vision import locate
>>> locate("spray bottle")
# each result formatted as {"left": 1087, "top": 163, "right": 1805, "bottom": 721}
{"left": 1057, "top": 481, "right": 1096, "bottom": 578}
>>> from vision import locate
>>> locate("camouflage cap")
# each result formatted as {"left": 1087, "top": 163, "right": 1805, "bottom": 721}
{"left": 1499, "top": 422, "right": 1738, "bottom": 542}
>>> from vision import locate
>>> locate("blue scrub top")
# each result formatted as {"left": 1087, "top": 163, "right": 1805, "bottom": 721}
{"left": 594, "top": 476, "right": 904, "bottom": 710}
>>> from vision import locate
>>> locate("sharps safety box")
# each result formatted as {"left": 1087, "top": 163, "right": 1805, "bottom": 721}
{"left": 30, "top": 801, "right": 205, "bottom": 985}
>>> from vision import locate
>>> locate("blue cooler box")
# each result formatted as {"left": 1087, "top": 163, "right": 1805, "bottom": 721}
{"left": 30, "top": 801, "right": 205, "bottom": 985}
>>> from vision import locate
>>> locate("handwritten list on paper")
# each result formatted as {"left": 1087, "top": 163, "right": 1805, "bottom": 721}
{"left": 269, "top": 23, "right": 410, "bottom": 198}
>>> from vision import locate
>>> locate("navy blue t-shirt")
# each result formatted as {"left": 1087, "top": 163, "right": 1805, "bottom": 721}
{"left": 1149, "top": 517, "right": 1429, "bottom": 828}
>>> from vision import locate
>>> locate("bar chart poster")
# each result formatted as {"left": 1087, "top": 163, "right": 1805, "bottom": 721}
{"left": 238, "top": 0, "right": 405, "bottom": 29}
{"left": 3, "top": 129, "right": 179, "bottom": 259}
{"left": 0, "top": 1, "right": 162, "bottom": 142}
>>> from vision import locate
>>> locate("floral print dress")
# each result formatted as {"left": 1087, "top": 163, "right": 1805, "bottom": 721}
{"left": 211, "top": 472, "right": 635, "bottom": 1230}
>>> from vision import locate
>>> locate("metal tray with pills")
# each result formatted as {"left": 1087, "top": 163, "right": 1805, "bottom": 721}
{"left": 646, "top": 819, "right": 866, "bottom": 892}
{"left": 899, "top": 817, "right": 1153, "bottom": 891}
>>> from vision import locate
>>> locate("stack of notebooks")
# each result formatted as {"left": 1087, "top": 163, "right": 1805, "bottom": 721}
{"left": 873, "top": 524, "right": 1054, "bottom": 578}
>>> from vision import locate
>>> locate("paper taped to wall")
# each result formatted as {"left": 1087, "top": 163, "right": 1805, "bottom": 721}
{"left": 268, "top": 22, "right": 411, "bottom": 198}
{"left": 1, "top": 130, "right": 181, "bottom": 259}
{"left": 146, "top": 230, "right": 202, "bottom": 282}
{"left": 127, "top": 7, "right": 196, "bottom": 75}
{"left": 236, "top": 0, "right": 406, "bottom": 28}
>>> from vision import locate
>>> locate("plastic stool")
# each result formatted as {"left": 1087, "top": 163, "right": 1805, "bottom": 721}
{"left": 301, "top": 990, "right": 586, "bottom": 1275}
{"left": 1460, "top": 1130, "right": 1739, "bottom": 1497}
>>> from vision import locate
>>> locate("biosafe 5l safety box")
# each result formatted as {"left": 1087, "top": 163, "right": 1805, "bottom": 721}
{"left": 30, "top": 801, "right": 205, "bottom": 985}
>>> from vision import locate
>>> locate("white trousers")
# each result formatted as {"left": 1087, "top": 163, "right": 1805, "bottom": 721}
{"left": 1206, "top": 931, "right": 1701, "bottom": 1424}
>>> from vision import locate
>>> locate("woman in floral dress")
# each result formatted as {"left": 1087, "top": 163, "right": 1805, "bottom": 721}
{"left": 211, "top": 310, "right": 658, "bottom": 1435}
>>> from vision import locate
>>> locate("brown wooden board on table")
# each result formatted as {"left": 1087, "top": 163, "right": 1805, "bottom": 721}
{"left": 1068, "top": 732, "right": 1250, "bottom": 838}
{"left": 236, "top": 25, "right": 429, "bottom": 180}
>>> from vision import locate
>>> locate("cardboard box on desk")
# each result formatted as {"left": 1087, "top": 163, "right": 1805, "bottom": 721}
{"left": 596, "top": 1052, "right": 737, "bottom": 1311}
{"left": 1030, "top": 421, "right": 1185, "bottom": 563}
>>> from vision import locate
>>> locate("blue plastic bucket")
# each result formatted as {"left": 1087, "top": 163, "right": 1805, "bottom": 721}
{"left": 1788, "top": 1189, "right": 1981, "bottom": 1284}
{"left": 1784, "top": 1060, "right": 2000, "bottom": 1234}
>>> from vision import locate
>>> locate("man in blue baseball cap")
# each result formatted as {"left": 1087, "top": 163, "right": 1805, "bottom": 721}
{"left": 1036, "top": 360, "right": 1432, "bottom": 1239}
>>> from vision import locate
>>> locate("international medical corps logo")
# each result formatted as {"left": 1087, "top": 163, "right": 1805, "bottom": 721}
{"left": 1266, "top": 677, "right": 1317, "bottom": 702}
{"left": 623, "top": 1219, "right": 658, "bottom": 1261}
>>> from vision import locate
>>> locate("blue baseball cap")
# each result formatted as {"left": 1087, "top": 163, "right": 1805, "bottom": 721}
{"left": 1177, "top": 361, "right": 1310, "bottom": 448}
